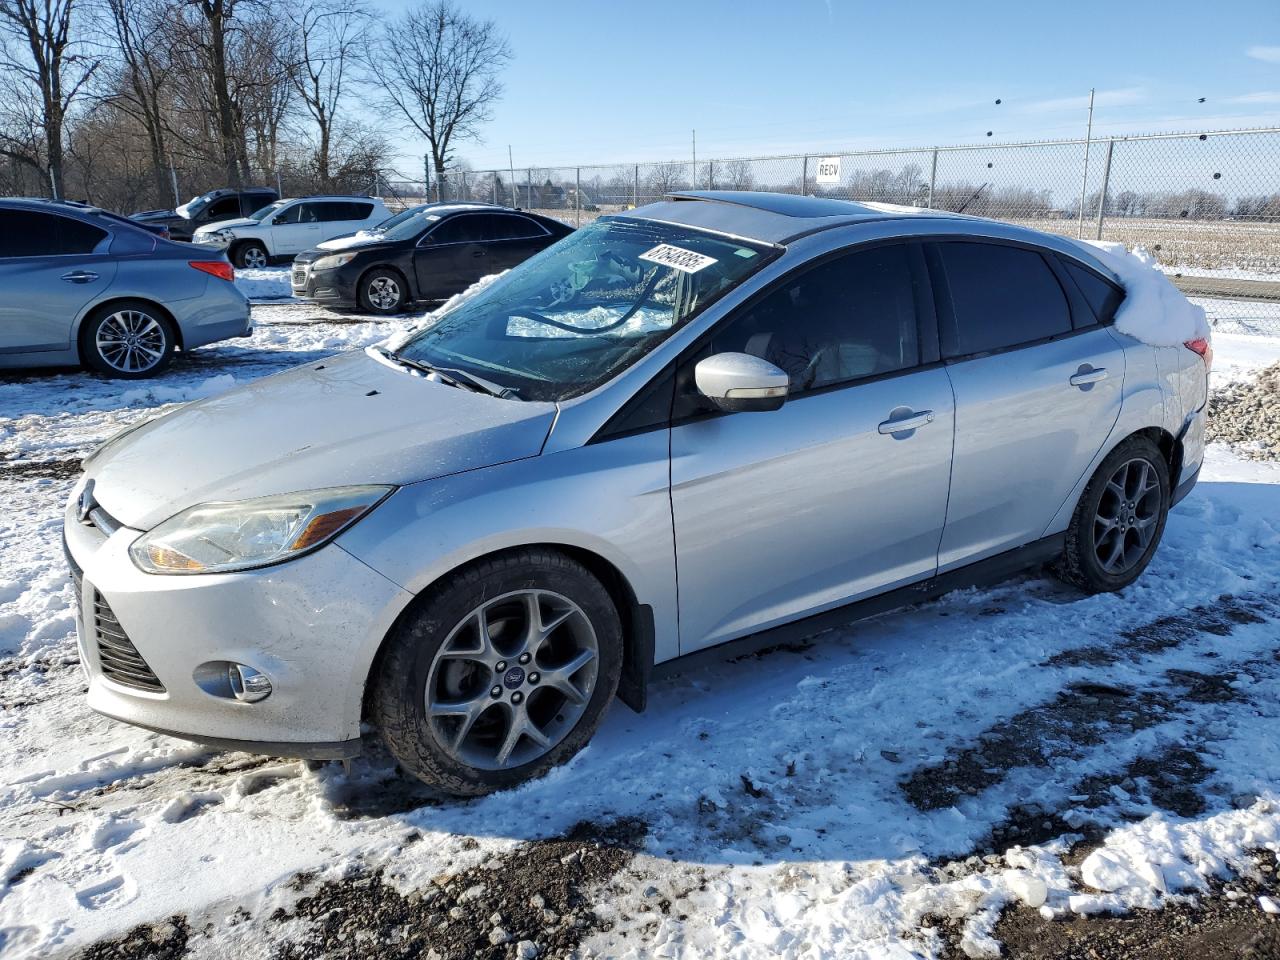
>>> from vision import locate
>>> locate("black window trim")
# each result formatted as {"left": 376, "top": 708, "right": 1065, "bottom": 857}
{"left": 590, "top": 236, "right": 941, "bottom": 443}
{"left": 924, "top": 235, "right": 1092, "bottom": 364}
{"left": 1054, "top": 252, "right": 1125, "bottom": 328}
{"left": 0, "top": 207, "right": 111, "bottom": 259}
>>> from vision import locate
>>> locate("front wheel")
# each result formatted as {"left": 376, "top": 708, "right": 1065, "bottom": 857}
{"left": 1054, "top": 435, "right": 1170, "bottom": 593}
{"left": 232, "top": 241, "right": 269, "bottom": 269}
{"left": 81, "top": 302, "right": 175, "bottom": 379}
{"left": 358, "top": 268, "right": 407, "bottom": 315}
{"left": 371, "top": 550, "right": 622, "bottom": 796}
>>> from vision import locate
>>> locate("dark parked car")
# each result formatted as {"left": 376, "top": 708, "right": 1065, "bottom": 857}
{"left": 0, "top": 197, "right": 250, "bottom": 378}
{"left": 290, "top": 203, "right": 573, "bottom": 314}
{"left": 131, "top": 187, "right": 278, "bottom": 242}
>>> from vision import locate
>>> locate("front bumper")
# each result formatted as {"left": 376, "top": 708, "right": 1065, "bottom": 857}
{"left": 63, "top": 482, "right": 414, "bottom": 754}
{"left": 192, "top": 234, "right": 231, "bottom": 251}
{"left": 290, "top": 262, "right": 357, "bottom": 305}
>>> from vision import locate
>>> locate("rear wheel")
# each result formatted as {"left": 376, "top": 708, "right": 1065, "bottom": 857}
{"left": 232, "top": 241, "right": 269, "bottom": 269}
{"left": 81, "top": 301, "right": 175, "bottom": 379}
{"left": 358, "top": 268, "right": 407, "bottom": 315}
{"left": 371, "top": 549, "right": 622, "bottom": 796}
{"left": 1054, "top": 435, "right": 1170, "bottom": 593}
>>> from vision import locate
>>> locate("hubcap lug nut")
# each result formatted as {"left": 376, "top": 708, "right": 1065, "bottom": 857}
{"left": 490, "top": 685, "right": 502, "bottom": 698}
{"left": 495, "top": 661, "right": 507, "bottom": 673}
{"left": 529, "top": 672, "right": 540, "bottom": 684}
{"left": 519, "top": 652, "right": 531, "bottom": 665}
{"left": 511, "top": 692, "right": 523, "bottom": 704}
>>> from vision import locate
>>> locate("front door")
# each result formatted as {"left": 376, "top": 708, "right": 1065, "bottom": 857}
{"left": 0, "top": 209, "right": 116, "bottom": 353}
{"left": 271, "top": 202, "right": 323, "bottom": 255}
{"left": 670, "top": 242, "right": 955, "bottom": 652}
{"left": 927, "top": 240, "right": 1126, "bottom": 569}
{"left": 414, "top": 213, "right": 492, "bottom": 299}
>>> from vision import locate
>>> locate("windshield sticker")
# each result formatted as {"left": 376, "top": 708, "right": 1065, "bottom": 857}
{"left": 639, "top": 244, "right": 718, "bottom": 274}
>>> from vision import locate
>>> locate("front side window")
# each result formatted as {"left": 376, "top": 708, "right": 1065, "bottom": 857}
{"left": 934, "top": 241, "right": 1071, "bottom": 358}
{"left": 250, "top": 200, "right": 287, "bottom": 222}
{"left": 394, "top": 217, "right": 772, "bottom": 401}
{"left": 205, "top": 196, "right": 241, "bottom": 219}
{"left": 271, "top": 203, "right": 304, "bottom": 224}
{"left": 709, "top": 243, "right": 923, "bottom": 394}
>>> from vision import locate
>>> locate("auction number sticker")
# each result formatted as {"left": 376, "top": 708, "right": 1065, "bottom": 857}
{"left": 639, "top": 244, "right": 718, "bottom": 274}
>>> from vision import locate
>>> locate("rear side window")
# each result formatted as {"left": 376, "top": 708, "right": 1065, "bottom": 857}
{"left": 313, "top": 201, "right": 373, "bottom": 222}
{"left": 934, "top": 242, "right": 1071, "bottom": 358}
{"left": 1062, "top": 259, "right": 1123, "bottom": 325}
{"left": 0, "top": 210, "right": 105, "bottom": 257}
{"left": 488, "top": 214, "right": 547, "bottom": 241}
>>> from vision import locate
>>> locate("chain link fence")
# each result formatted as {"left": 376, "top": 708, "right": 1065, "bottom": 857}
{"left": 395, "top": 127, "right": 1280, "bottom": 335}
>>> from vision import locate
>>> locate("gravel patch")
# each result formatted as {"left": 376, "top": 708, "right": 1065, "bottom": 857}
{"left": 1208, "top": 361, "right": 1280, "bottom": 459}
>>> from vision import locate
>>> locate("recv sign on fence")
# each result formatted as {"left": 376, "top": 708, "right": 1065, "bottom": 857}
{"left": 815, "top": 156, "right": 841, "bottom": 185}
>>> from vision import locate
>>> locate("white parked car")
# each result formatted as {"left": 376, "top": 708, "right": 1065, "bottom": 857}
{"left": 192, "top": 196, "right": 390, "bottom": 268}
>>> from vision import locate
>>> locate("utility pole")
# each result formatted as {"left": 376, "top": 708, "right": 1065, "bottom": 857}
{"left": 508, "top": 145, "right": 517, "bottom": 208}
{"left": 1077, "top": 88, "right": 1095, "bottom": 239}
{"left": 424, "top": 153, "right": 431, "bottom": 202}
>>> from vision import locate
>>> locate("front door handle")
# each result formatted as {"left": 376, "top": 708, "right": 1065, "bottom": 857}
{"left": 1069, "top": 366, "right": 1108, "bottom": 387}
{"left": 878, "top": 409, "right": 934, "bottom": 435}
{"left": 61, "top": 271, "right": 99, "bottom": 284}
{"left": 471, "top": 249, "right": 486, "bottom": 258}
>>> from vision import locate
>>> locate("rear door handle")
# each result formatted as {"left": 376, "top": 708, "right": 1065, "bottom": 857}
{"left": 1069, "top": 366, "right": 1108, "bottom": 387}
{"left": 878, "top": 410, "right": 934, "bottom": 435}
{"left": 61, "top": 271, "right": 99, "bottom": 284}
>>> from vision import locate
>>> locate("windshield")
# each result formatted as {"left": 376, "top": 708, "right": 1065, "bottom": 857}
{"left": 378, "top": 208, "right": 448, "bottom": 242}
{"left": 394, "top": 217, "right": 773, "bottom": 402}
{"left": 371, "top": 206, "right": 431, "bottom": 235}
{"left": 250, "top": 200, "right": 287, "bottom": 222}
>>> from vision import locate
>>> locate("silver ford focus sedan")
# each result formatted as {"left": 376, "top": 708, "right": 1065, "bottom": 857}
{"left": 64, "top": 192, "right": 1209, "bottom": 795}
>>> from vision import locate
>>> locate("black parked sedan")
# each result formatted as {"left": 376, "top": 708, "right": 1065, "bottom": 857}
{"left": 290, "top": 203, "right": 573, "bottom": 314}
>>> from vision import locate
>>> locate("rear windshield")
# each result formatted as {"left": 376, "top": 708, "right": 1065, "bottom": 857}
{"left": 394, "top": 217, "right": 774, "bottom": 402}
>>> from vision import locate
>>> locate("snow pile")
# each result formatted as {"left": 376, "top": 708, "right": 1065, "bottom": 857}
{"left": 1071, "top": 240, "right": 1211, "bottom": 347}
{"left": 118, "top": 374, "right": 237, "bottom": 408}
{"left": 316, "top": 231, "right": 386, "bottom": 251}
{"left": 233, "top": 267, "right": 293, "bottom": 301}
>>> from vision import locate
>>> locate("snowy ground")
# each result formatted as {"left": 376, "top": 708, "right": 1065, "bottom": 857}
{"left": 1, "top": 308, "right": 1280, "bottom": 958}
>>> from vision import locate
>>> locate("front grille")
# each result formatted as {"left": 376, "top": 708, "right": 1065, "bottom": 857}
{"left": 291, "top": 265, "right": 308, "bottom": 287}
{"left": 64, "top": 536, "right": 83, "bottom": 596}
{"left": 93, "top": 591, "right": 165, "bottom": 693}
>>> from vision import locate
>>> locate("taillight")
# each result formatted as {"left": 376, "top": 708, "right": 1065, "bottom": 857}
{"left": 1184, "top": 337, "right": 1213, "bottom": 371}
{"left": 189, "top": 260, "right": 234, "bottom": 282}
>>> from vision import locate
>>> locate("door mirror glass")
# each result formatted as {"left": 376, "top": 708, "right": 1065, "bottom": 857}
{"left": 694, "top": 352, "right": 788, "bottom": 412}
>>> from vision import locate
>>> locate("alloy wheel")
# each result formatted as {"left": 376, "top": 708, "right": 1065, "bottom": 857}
{"left": 1093, "top": 457, "right": 1162, "bottom": 574}
{"left": 242, "top": 246, "right": 267, "bottom": 268}
{"left": 426, "top": 589, "right": 599, "bottom": 771}
{"left": 368, "top": 276, "right": 401, "bottom": 311}
{"left": 95, "top": 310, "right": 167, "bottom": 374}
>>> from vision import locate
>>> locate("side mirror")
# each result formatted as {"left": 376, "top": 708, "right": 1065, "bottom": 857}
{"left": 694, "top": 352, "right": 789, "bottom": 413}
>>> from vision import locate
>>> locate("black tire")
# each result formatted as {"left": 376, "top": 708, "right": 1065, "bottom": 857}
{"left": 80, "top": 300, "right": 176, "bottom": 379}
{"left": 232, "top": 241, "right": 269, "bottom": 269}
{"left": 1054, "top": 435, "right": 1170, "bottom": 593}
{"left": 357, "top": 268, "right": 408, "bottom": 315}
{"left": 371, "top": 549, "right": 623, "bottom": 796}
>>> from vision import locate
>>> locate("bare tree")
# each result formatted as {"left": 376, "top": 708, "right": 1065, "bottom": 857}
{"left": 102, "top": 0, "right": 175, "bottom": 204}
{"left": 0, "top": 0, "right": 98, "bottom": 197}
{"left": 181, "top": 0, "right": 249, "bottom": 184}
{"left": 367, "top": 0, "right": 510, "bottom": 198}
{"left": 280, "top": 0, "right": 369, "bottom": 187}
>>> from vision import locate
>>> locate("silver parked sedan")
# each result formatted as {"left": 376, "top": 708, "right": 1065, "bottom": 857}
{"left": 64, "top": 192, "right": 1209, "bottom": 795}
{"left": 0, "top": 198, "right": 250, "bottom": 378}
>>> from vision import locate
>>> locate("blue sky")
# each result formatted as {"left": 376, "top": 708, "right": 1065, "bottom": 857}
{"left": 378, "top": 0, "right": 1280, "bottom": 175}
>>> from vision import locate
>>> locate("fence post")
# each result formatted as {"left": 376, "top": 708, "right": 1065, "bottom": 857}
{"left": 492, "top": 173, "right": 498, "bottom": 205}
{"left": 633, "top": 165, "right": 639, "bottom": 208}
{"left": 801, "top": 156, "right": 808, "bottom": 196}
{"left": 1094, "top": 139, "right": 1115, "bottom": 241}
{"left": 707, "top": 159, "right": 714, "bottom": 190}
{"left": 927, "top": 149, "right": 938, "bottom": 209}
{"left": 527, "top": 168, "right": 532, "bottom": 209}
{"left": 276, "top": 169, "right": 283, "bottom": 197}
{"left": 461, "top": 168, "right": 468, "bottom": 201}
{"left": 169, "top": 165, "right": 180, "bottom": 206}
{"left": 575, "top": 168, "right": 581, "bottom": 227}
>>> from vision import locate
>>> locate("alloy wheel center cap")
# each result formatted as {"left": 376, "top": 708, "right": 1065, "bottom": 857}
{"left": 503, "top": 666, "right": 526, "bottom": 690}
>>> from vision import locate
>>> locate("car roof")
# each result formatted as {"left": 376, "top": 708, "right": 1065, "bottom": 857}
{"left": 281, "top": 194, "right": 381, "bottom": 202}
{"left": 619, "top": 190, "right": 977, "bottom": 245}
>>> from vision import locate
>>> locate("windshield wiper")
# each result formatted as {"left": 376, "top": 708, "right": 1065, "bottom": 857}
{"left": 376, "top": 347, "right": 518, "bottom": 399}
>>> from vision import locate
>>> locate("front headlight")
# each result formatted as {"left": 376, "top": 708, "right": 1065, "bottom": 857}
{"left": 312, "top": 252, "right": 358, "bottom": 272}
{"left": 129, "top": 485, "right": 393, "bottom": 575}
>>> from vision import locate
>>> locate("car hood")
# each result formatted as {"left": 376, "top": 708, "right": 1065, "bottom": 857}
{"left": 195, "top": 217, "right": 257, "bottom": 234}
{"left": 296, "top": 239, "right": 396, "bottom": 263}
{"left": 87, "top": 349, "right": 559, "bottom": 530}
{"left": 131, "top": 209, "right": 179, "bottom": 223}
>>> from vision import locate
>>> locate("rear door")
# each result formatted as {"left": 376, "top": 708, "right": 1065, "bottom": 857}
{"left": 670, "top": 242, "right": 955, "bottom": 652}
{"left": 929, "top": 239, "right": 1126, "bottom": 570}
{"left": 0, "top": 209, "right": 117, "bottom": 353}
{"left": 483, "top": 213, "right": 554, "bottom": 271}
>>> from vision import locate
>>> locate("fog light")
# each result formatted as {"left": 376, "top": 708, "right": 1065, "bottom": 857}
{"left": 228, "top": 663, "right": 272, "bottom": 702}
